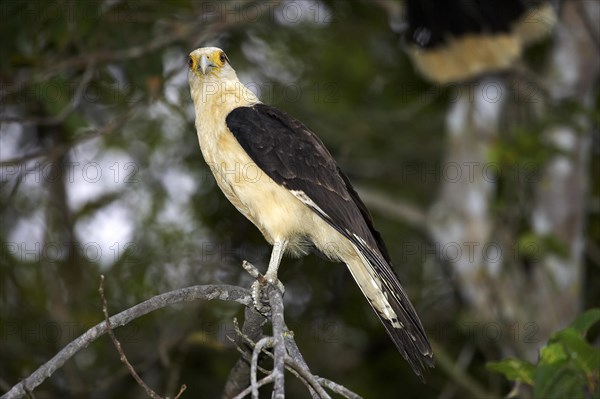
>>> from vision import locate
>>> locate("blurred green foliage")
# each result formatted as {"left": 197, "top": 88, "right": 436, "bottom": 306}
{"left": 487, "top": 309, "right": 600, "bottom": 399}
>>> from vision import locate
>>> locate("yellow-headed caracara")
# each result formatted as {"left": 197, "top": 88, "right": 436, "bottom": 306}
{"left": 188, "top": 47, "right": 434, "bottom": 379}
{"left": 404, "top": 0, "right": 556, "bottom": 84}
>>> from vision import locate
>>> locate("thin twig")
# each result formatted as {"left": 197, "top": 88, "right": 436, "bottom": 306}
{"left": 99, "top": 275, "right": 187, "bottom": 399}
{"left": 228, "top": 338, "right": 272, "bottom": 377}
{"left": 283, "top": 357, "right": 332, "bottom": 399}
{"left": 230, "top": 323, "right": 332, "bottom": 399}
{"left": 282, "top": 330, "right": 320, "bottom": 399}
{"left": 250, "top": 337, "right": 276, "bottom": 399}
{"left": 222, "top": 309, "right": 267, "bottom": 399}
{"left": 231, "top": 375, "right": 275, "bottom": 399}
{"left": 1, "top": 284, "right": 251, "bottom": 399}
{"left": 315, "top": 377, "right": 363, "bottom": 399}
{"left": 231, "top": 318, "right": 358, "bottom": 399}
{"left": 172, "top": 385, "right": 187, "bottom": 399}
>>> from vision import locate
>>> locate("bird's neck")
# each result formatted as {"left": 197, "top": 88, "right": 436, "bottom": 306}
{"left": 191, "top": 77, "right": 259, "bottom": 122}
{"left": 190, "top": 75, "right": 260, "bottom": 164}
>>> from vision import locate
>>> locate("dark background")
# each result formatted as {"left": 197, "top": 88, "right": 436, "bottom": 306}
{"left": 1, "top": 1, "right": 598, "bottom": 398}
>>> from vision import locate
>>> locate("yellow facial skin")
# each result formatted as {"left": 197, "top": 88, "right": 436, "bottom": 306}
{"left": 188, "top": 48, "right": 230, "bottom": 77}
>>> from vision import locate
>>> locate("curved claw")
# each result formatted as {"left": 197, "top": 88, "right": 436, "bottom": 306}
{"left": 251, "top": 278, "right": 285, "bottom": 317}
{"left": 251, "top": 280, "right": 270, "bottom": 316}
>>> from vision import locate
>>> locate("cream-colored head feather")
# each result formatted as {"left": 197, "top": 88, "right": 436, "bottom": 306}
{"left": 188, "top": 47, "right": 238, "bottom": 82}
{"left": 188, "top": 47, "right": 259, "bottom": 116}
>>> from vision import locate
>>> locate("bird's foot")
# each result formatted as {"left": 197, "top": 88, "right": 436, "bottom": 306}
{"left": 251, "top": 279, "right": 269, "bottom": 316}
{"left": 243, "top": 261, "right": 284, "bottom": 317}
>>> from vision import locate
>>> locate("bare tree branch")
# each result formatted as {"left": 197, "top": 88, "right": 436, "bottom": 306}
{"left": 314, "top": 377, "right": 363, "bottom": 399}
{"left": 250, "top": 337, "right": 276, "bottom": 399}
{"left": 267, "top": 285, "right": 286, "bottom": 399}
{"left": 282, "top": 330, "right": 321, "bottom": 399}
{"left": 228, "top": 262, "right": 358, "bottom": 399}
{"left": 3, "top": 259, "right": 362, "bottom": 399}
{"left": 229, "top": 324, "right": 335, "bottom": 399}
{"left": 1, "top": 284, "right": 251, "bottom": 399}
{"left": 99, "top": 275, "right": 187, "bottom": 399}
{"left": 222, "top": 309, "right": 267, "bottom": 398}
{"left": 232, "top": 374, "right": 275, "bottom": 399}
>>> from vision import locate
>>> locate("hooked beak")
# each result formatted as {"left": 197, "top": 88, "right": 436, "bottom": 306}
{"left": 199, "top": 54, "right": 214, "bottom": 75}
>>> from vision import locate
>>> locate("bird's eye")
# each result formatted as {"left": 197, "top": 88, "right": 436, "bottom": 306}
{"left": 219, "top": 52, "right": 228, "bottom": 64}
{"left": 188, "top": 56, "right": 194, "bottom": 68}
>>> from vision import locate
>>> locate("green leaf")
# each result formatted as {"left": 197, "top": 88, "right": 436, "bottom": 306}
{"left": 486, "top": 358, "right": 535, "bottom": 385}
{"left": 538, "top": 328, "right": 600, "bottom": 398}
{"left": 535, "top": 342, "right": 586, "bottom": 399}
{"left": 569, "top": 308, "right": 600, "bottom": 335}
{"left": 539, "top": 342, "right": 568, "bottom": 365}
{"left": 555, "top": 328, "right": 600, "bottom": 376}
{"left": 534, "top": 360, "right": 586, "bottom": 399}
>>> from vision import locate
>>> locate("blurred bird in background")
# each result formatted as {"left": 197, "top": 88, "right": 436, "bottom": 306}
{"left": 404, "top": 0, "right": 556, "bottom": 83}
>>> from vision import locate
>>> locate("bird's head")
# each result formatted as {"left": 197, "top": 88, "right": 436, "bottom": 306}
{"left": 188, "top": 46, "right": 258, "bottom": 108}
{"left": 188, "top": 47, "right": 236, "bottom": 81}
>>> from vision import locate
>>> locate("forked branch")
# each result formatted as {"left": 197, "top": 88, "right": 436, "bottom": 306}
{"left": 2, "top": 263, "right": 361, "bottom": 399}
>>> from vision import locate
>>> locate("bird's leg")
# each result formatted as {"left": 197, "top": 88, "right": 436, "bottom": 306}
{"left": 252, "top": 239, "right": 288, "bottom": 315}
{"left": 265, "top": 239, "right": 287, "bottom": 285}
